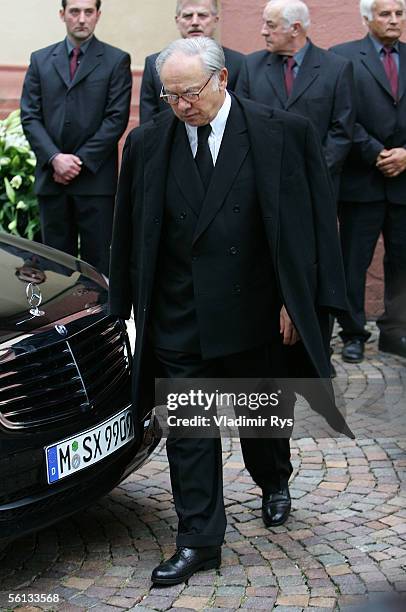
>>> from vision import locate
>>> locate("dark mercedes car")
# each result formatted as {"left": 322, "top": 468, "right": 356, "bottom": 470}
{"left": 0, "top": 233, "right": 161, "bottom": 541}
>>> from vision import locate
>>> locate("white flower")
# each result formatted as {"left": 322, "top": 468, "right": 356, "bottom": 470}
{"left": 10, "top": 175, "right": 22, "bottom": 189}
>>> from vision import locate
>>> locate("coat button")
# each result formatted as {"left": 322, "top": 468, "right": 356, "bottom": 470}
{"left": 229, "top": 246, "right": 238, "bottom": 255}
{"left": 234, "top": 283, "right": 241, "bottom": 294}
{"left": 153, "top": 217, "right": 159, "bottom": 224}
{"left": 233, "top": 205, "right": 240, "bottom": 213}
{"left": 180, "top": 212, "right": 187, "bottom": 220}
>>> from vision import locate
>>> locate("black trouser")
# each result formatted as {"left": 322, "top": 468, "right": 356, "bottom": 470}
{"left": 338, "top": 200, "right": 406, "bottom": 341}
{"left": 38, "top": 194, "right": 115, "bottom": 276}
{"left": 155, "top": 344, "right": 293, "bottom": 548}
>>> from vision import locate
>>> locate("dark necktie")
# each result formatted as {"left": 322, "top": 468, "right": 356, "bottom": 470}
{"left": 284, "top": 56, "right": 296, "bottom": 97}
{"left": 382, "top": 46, "right": 398, "bottom": 99}
{"left": 70, "top": 47, "right": 81, "bottom": 81}
{"left": 195, "top": 124, "right": 214, "bottom": 191}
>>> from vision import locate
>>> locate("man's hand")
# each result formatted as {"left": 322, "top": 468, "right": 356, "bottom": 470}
{"left": 52, "top": 153, "right": 82, "bottom": 182}
{"left": 280, "top": 305, "right": 300, "bottom": 345}
{"left": 376, "top": 148, "right": 406, "bottom": 177}
{"left": 53, "top": 172, "right": 70, "bottom": 185}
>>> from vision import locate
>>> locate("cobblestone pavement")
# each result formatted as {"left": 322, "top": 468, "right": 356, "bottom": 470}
{"left": 1, "top": 324, "right": 405, "bottom": 612}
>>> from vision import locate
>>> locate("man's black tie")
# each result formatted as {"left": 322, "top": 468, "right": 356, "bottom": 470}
{"left": 195, "top": 124, "right": 214, "bottom": 191}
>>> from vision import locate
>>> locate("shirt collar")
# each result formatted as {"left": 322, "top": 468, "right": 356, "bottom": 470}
{"left": 369, "top": 33, "right": 399, "bottom": 54}
{"left": 185, "top": 89, "right": 232, "bottom": 137}
{"left": 65, "top": 35, "right": 93, "bottom": 55}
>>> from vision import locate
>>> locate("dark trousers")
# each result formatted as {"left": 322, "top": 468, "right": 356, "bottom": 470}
{"left": 155, "top": 344, "right": 293, "bottom": 548}
{"left": 338, "top": 201, "right": 406, "bottom": 341}
{"left": 38, "top": 194, "right": 115, "bottom": 276}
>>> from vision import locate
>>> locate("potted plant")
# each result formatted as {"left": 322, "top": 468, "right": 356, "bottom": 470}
{"left": 0, "top": 109, "right": 39, "bottom": 241}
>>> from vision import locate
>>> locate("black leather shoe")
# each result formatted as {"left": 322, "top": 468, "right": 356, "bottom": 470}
{"left": 151, "top": 546, "right": 221, "bottom": 585}
{"left": 379, "top": 335, "right": 406, "bottom": 359}
{"left": 262, "top": 487, "right": 291, "bottom": 527}
{"left": 342, "top": 339, "right": 365, "bottom": 363}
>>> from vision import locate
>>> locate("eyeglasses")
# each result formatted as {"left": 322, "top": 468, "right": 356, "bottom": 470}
{"left": 160, "top": 73, "right": 214, "bottom": 105}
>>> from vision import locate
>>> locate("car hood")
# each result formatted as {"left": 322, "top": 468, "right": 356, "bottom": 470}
{"left": 0, "top": 234, "right": 109, "bottom": 355}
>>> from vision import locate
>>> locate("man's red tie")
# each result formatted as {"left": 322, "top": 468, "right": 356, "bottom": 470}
{"left": 70, "top": 47, "right": 81, "bottom": 81}
{"left": 284, "top": 56, "right": 296, "bottom": 97}
{"left": 382, "top": 46, "right": 398, "bottom": 99}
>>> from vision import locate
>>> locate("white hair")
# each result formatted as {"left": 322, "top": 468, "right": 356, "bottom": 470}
{"left": 360, "top": 0, "right": 406, "bottom": 20}
{"left": 155, "top": 36, "right": 225, "bottom": 84}
{"left": 266, "top": 0, "right": 311, "bottom": 31}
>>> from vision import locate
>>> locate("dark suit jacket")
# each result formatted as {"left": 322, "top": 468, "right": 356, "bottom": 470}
{"left": 139, "top": 46, "right": 244, "bottom": 124}
{"left": 235, "top": 41, "right": 355, "bottom": 181}
{"left": 331, "top": 36, "right": 406, "bottom": 204}
{"left": 21, "top": 36, "right": 132, "bottom": 196}
{"left": 109, "top": 96, "right": 348, "bottom": 417}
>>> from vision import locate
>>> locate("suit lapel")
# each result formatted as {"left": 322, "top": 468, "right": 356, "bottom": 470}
{"left": 70, "top": 36, "right": 103, "bottom": 89}
{"left": 143, "top": 111, "right": 177, "bottom": 246}
{"left": 360, "top": 36, "right": 394, "bottom": 99}
{"left": 52, "top": 41, "right": 70, "bottom": 88}
{"left": 286, "top": 42, "right": 320, "bottom": 108}
{"left": 171, "top": 123, "right": 205, "bottom": 217}
{"left": 265, "top": 54, "right": 287, "bottom": 105}
{"left": 192, "top": 99, "right": 250, "bottom": 245}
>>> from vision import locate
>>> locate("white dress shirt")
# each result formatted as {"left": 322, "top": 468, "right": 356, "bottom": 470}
{"left": 185, "top": 90, "right": 232, "bottom": 165}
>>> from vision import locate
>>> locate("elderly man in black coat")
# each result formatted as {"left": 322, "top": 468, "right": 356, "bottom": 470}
{"left": 109, "top": 36, "right": 350, "bottom": 586}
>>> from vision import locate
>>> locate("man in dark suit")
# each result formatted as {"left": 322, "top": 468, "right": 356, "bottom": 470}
{"left": 235, "top": 0, "right": 354, "bottom": 196}
{"left": 20, "top": 0, "right": 132, "bottom": 276}
{"left": 109, "top": 37, "right": 351, "bottom": 586}
{"left": 139, "top": 0, "right": 244, "bottom": 124}
{"left": 331, "top": 0, "right": 406, "bottom": 362}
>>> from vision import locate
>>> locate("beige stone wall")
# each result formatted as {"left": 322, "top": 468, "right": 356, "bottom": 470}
{"left": 0, "top": 0, "right": 180, "bottom": 69}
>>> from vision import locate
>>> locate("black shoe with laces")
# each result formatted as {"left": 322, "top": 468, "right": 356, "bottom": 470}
{"left": 151, "top": 546, "right": 221, "bottom": 585}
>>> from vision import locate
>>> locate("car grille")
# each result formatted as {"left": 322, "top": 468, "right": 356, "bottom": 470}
{"left": 0, "top": 318, "right": 131, "bottom": 430}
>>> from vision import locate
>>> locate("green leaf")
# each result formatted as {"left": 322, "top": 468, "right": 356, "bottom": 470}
{"left": 25, "top": 219, "right": 39, "bottom": 241}
{"left": 11, "top": 155, "right": 21, "bottom": 170}
{"left": 8, "top": 218, "right": 17, "bottom": 233}
{"left": 4, "top": 177, "right": 16, "bottom": 203}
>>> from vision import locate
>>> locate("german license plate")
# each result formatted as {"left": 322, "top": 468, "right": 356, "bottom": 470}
{"left": 45, "top": 408, "right": 134, "bottom": 484}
